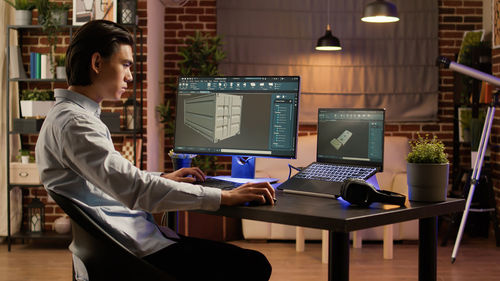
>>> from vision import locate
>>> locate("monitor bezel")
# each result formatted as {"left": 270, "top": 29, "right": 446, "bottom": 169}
{"left": 173, "top": 75, "right": 301, "bottom": 159}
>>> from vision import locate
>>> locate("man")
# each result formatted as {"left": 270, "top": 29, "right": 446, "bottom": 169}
{"left": 36, "top": 20, "right": 273, "bottom": 281}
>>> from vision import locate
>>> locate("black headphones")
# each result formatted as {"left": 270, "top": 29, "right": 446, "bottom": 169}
{"left": 340, "top": 178, "right": 406, "bottom": 207}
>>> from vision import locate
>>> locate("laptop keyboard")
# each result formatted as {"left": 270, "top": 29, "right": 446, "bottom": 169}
{"left": 295, "top": 163, "right": 377, "bottom": 183}
{"left": 194, "top": 177, "right": 242, "bottom": 190}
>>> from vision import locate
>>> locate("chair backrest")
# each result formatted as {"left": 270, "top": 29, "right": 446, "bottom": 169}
{"left": 47, "top": 190, "right": 177, "bottom": 281}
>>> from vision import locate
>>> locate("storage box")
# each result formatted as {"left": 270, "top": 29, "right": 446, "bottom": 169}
{"left": 12, "top": 118, "right": 44, "bottom": 134}
{"left": 20, "top": 100, "right": 55, "bottom": 117}
{"left": 100, "top": 112, "right": 121, "bottom": 132}
{"left": 10, "top": 163, "right": 41, "bottom": 185}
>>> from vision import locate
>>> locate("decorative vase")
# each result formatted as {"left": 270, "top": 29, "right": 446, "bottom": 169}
{"left": 14, "top": 10, "right": 32, "bottom": 25}
{"left": 20, "top": 100, "right": 55, "bottom": 117}
{"left": 51, "top": 10, "right": 68, "bottom": 26}
{"left": 56, "top": 66, "right": 66, "bottom": 79}
{"left": 171, "top": 157, "right": 192, "bottom": 171}
{"left": 54, "top": 216, "right": 71, "bottom": 234}
{"left": 407, "top": 163, "right": 449, "bottom": 202}
{"left": 20, "top": 155, "right": 29, "bottom": 164}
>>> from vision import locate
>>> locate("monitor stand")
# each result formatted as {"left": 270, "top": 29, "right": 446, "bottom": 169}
{"left": 231, "top": 156, "right": 255, "bottom": 179}
{"left": 212, "top": 156, "right": 278, "bottom": 184}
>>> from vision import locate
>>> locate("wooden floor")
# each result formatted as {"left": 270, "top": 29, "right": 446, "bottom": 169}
{"left": 1, "top": 235, "right": 499, "bottom": 281}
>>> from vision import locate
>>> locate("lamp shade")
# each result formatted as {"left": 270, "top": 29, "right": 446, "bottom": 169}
{"left": 315, "top": 24, "right": 341, "bottom": 51}
{"left": 361, "top": 0, "right": 399, "bottom": 23}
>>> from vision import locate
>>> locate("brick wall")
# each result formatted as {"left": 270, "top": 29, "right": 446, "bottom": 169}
{"left": 161, "top": 0, "right": 483, "bottom": 177}
{"left": 19, "top": 0, "right": 498, "bottom": 232}
{"left": 161, "top": 0, "right": 500, "bottom": 229}
{"left": 18, "top": 0, "right": 149, "bottom": 232}
{"left": 491, "top": 40, "right": 500, "bottom": 228}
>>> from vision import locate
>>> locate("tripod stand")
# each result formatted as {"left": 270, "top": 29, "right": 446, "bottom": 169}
{"left": 437, "top": 56, "right": 500, "bottom": 263}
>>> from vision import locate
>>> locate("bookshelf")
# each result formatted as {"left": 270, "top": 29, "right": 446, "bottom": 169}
{"left": 5, "top": 24, "right": 144, "bottom": 251}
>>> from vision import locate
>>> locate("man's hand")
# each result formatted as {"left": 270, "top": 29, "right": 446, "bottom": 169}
{"left": 161, "top": 167, "right": 206, "bottom": 183}
{"left": 221, "top": 182, "right": 276, "bottom": 206}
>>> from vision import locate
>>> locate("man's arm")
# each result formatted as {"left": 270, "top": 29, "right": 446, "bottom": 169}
{"left": 59, "top": 116, "right": 221, "bottom": 213}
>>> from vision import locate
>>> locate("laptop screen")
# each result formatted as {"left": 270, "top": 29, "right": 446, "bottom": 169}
{"left": 316, "top": 108, "right": 385, "bottom": 170}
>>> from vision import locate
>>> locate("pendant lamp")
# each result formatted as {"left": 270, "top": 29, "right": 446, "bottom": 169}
{"left": 361, "top": 0, "right": 399, "bottom": 23}
{"left": 316, "top": 24, "right": 341, "bottom": 51}
{"left": 315, "top": 0, "right": 341, "bottom": 51}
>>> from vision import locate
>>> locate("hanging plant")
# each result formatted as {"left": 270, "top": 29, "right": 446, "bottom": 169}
{"left": 157, "top": 31, "right": 226, "bottom": 175}
{"left": 35, "top": 0, "right": 70, "bottom": 74}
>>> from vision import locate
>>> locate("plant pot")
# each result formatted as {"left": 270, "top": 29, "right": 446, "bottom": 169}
{"left": 20, "top": 100, "right": 55, "bottom": 117}
{"left": 171, "top": 157, "right": 192, "bottom": 171}
{"left": 54, "top": 216, "right": 71, "bottom": 234}
{"left": 56, "top": 66, "right": 66, "bottom": 79}
{"left": 38, "top": 9, "right": 67, "bottom": 26}
{"left": 20, "top": 155, "right": 30, "bottom": 164}
{"left": 407, "top": 163, "right": 449, "bottom": 202}
{"left": 14, "top": 10, "right": 32, "bottom": 25}
{"left": 51, "top": 9, "right": 68, "bottom": 26}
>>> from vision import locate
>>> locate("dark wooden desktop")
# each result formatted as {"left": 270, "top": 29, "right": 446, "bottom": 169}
{"left": 197, "top": 190, "right": 465, "bottom": 281}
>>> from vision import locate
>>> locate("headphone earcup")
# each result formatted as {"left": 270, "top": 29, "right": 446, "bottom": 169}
{"left": 340, "top": 178, "right": 375, "bottom": 207}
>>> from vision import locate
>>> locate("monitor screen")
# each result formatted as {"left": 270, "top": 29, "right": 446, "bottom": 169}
{"left": 174, "top": 76, "right": 300, "bottom": 158}
{"left": 316, "top": 108, "right": 385, "bottom": 168}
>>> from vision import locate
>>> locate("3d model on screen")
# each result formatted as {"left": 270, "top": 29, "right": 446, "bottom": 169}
{"left": 184, "top": 93, "right": 243, "bottom": 143}
{"left": 330, "top": 130, "right": 352, "bottom": 150}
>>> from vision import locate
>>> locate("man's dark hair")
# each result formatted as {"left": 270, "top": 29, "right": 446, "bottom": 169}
{"left": 66, "top": 20, "right": 134, "bottom": 86}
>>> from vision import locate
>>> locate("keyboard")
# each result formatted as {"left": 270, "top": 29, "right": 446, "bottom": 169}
{"left": 194, "top": 177, "right": 242, "bottom": 190}
{"left": 294, "top": 163, "right": 377, "bottom": 183}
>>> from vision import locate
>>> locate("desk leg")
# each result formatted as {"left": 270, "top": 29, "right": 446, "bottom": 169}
{"left": 419, "top": 217, "right": 437, "bottom": 281}
{"left": 329, "top": 231, "right": 349, "bottom": 281}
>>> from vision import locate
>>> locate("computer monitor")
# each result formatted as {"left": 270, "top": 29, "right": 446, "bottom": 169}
{"left": 174, "top": 76, "right": 300, "bottom": 178}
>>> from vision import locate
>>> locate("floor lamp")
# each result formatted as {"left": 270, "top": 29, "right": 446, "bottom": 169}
{"left": 436, "top": 56, "right": 500, "bottom": 263}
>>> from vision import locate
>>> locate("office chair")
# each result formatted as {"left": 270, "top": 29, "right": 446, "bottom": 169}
{"left": 47, "top": 190, "right": 177, "bottom": 281}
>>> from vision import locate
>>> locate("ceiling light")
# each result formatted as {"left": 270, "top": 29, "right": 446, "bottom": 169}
{"left": 361, "top": 0, "right": 399, "bottom": 23}
{"left": 316, "top": 24, "right": 341, "bottom": 51}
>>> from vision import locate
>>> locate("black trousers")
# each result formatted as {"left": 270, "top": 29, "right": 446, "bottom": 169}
{"left": 143, "top": 235, "right": 272, "bottom": 281}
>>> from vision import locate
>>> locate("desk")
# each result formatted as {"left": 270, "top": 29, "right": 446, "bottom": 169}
{"left": 197, "top": 190, "right": 465, "bottom": 281}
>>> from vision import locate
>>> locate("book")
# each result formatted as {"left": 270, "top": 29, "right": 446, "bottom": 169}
{"left": 40, "top": 54, "right": 54, "bottom": 79}
{"left": 30, "top": 52, "right": 36, "bottom": 79}
{"left": 9, "top": 46, "right": 27, "bottom": 79}
{"left": 40, "top": 54, "right": 47, "bottom": 79}
{"left": 36, "top": 53, "right": 41, "bottom": 79}
{"left": 479, "top": 81, "right": 493, "bottom": 104}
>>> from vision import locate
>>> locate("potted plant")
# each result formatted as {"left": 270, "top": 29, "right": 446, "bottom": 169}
{"left": 20, "top": 88, "right": 55, "bottom": 117}
{"left": 35, "top": 0, "right": 70, "bottom": 73}
{"left": 17, "top": 149, "right": 34, "bottom": 164}
{"left": 406, "top": 134, "right": 449, "bottom": 202}
{"left": 157, "top": 31, "right": 226, "bottom": 174}
{"left": 4, "top": 0, "right": 35, "bottom": 25}
{"left": 168, "top": 149, "right": 196, "bottom": 171}
{"left": 55, "top": 54, "right": 66, "bottom": 79}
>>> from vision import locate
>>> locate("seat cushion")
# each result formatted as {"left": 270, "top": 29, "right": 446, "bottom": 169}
{"left": 383, "top": 136, "right": 409, "bottom": 173}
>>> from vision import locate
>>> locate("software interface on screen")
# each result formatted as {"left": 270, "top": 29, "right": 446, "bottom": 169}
{"left": 317, "top": 109, "right": 384, "bottom": 165}
{"left": 174, "top": 76, "right": 300, "bottom": 158}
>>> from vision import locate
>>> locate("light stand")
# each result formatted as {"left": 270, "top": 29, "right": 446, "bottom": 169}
{"left": 437, "top": 56, "right": 500, "bottom": 263}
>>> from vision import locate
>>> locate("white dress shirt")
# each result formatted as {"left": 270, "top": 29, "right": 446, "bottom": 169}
{"left": 35, "top": 89, "right": 221, "bottom": 270}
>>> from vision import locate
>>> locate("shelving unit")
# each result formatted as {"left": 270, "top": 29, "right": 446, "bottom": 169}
{"left": 446, "top": 47, "right": 500, "bottom": 246}
{"left": 5, "top": 24, "right": 144, "bottom": 251}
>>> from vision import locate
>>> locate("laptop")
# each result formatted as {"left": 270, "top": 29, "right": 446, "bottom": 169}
{"left": 278, "top": 108, "right": 385, "bottom": 198}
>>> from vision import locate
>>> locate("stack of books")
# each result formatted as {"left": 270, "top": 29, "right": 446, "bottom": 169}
{"left": 30, "top": 52, "right": 54, "bottom": 79}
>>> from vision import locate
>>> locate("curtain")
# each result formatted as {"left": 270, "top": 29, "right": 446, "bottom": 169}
{"left": 217, "top": 0, "right": 438, "bottom": 123}
{"left": 0, "top": 4, "right": 23, "bottom": 237}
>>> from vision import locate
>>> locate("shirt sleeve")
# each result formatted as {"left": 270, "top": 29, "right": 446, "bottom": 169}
{"left": 59, "top": 115, "right": 221, "bottom": 213}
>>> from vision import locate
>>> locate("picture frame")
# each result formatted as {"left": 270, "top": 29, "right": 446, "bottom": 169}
{"left": 73, "top": 0, "right": 117, "bottom": 26}
{"left": 121, "top": 137, "right": 142, "bottom": 168}
{"left": 493, "top": 0, "right": 500, "bottom": 48}
{"left": 457, "top": 29, "right": 484, "bottom": 64}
